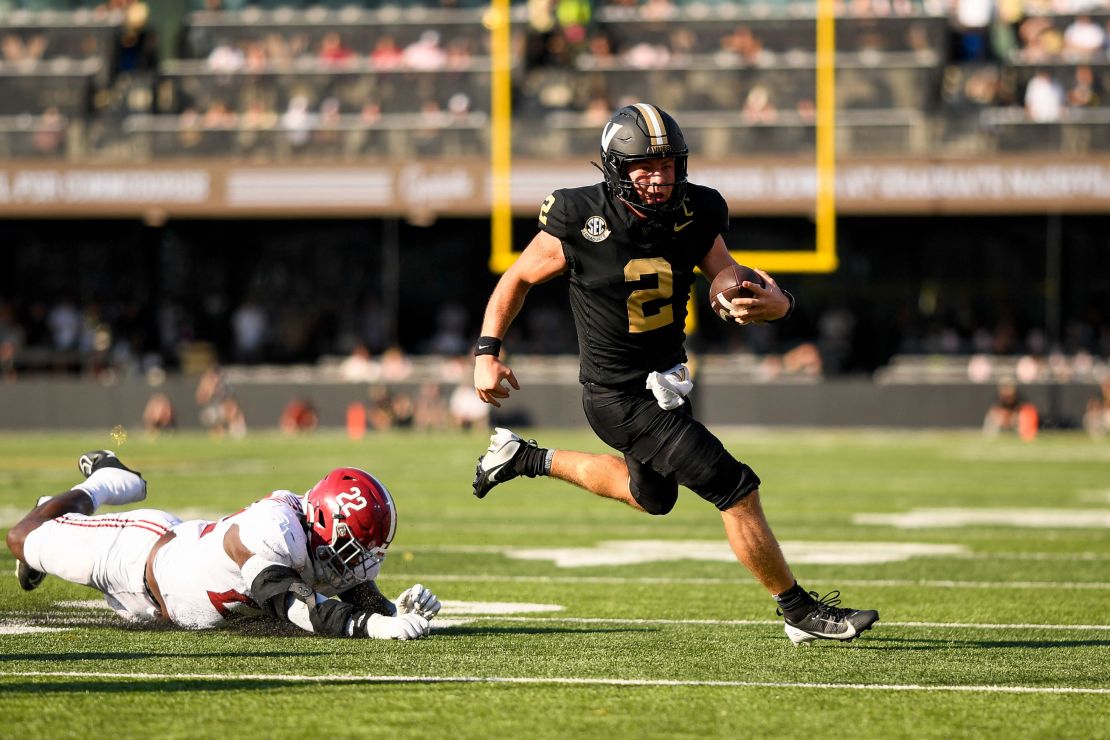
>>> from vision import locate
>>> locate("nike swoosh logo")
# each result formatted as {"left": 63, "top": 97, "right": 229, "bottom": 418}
{"left": 673, "top": 220, "right": 694, "bottom": 232}
{"left": 478, "top": 344, "right": 495, "bottom": 351}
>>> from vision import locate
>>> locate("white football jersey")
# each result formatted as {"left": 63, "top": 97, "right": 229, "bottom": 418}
{"left": 153, "top": 491, "right": 312, "bottom": 629}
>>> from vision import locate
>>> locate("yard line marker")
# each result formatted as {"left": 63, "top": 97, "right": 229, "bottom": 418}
{"left": 398, "top": 573, "right": 1110, "bottom": 590}
{"left": 445, "top": 616, "right": 1110, "bottom": 632}
{"left": 412, "top": 545, "right": 1110, "bottom": 562}
{"left": 0, "top": 671, "right": 1106, "bottom": 695}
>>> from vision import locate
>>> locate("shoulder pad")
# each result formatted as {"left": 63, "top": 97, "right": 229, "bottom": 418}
{"left": 236, "top": 496, "right": 310, "bottom": 572}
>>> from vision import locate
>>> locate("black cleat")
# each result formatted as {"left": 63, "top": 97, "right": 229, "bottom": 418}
{"left": 78, "top": 450, "right": 140, "bottom": 479}
{"left": 14, "top": 496, "right": 52, "bottom": 591}
{"left": 472, "top": 428, "right": 538, "bottom": 499}
{"left": 781, "top": 591, "right": 879, "bottom": 646}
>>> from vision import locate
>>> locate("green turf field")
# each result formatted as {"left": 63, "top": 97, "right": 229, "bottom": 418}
{"left": 1, "top": 428, "right": 1108, "bottom": 739}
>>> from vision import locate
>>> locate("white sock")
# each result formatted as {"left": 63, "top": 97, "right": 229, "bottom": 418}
{"left": 74, "top": 467, "right": 146, "bottom": 511}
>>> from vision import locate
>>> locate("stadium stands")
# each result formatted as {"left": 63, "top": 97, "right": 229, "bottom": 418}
{"left": 2, "top": 2, "right": 1110, "bottom": 159}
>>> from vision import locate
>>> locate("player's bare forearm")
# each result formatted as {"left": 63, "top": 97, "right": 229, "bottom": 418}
{"left": 479, "top": 272, "right": 531, "bottom": 339}
{"left": 474, "top": 231, "right": 565, "bottom": 407}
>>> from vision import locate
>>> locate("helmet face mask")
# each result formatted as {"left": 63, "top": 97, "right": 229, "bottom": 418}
{"left": 304, "top": 467, "right": 396, "bottom": 591}
{"left": 600, "top": 103, "right": 689, "bottom": 217}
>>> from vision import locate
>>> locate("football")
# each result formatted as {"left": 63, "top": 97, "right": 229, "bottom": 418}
{"left": 709, "top": 265, "right": 765, "bottom": 320}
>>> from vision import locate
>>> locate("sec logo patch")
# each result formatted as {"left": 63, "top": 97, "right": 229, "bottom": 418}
{"left": 581, "top": 216, "right": 610, "bottom": 243}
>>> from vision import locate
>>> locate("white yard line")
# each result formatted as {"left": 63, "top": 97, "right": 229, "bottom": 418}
{"left": 408, "top": 545, "right": 1110, "bottom": 562}
{"left": 400, "top": 573, "right": 1110, "bottom": 590}
{"left": 0, "top": 670, "right": 1105, "bottom": 695}
{"left": 450, "top": 616, "right": 1110, "bottom": 631}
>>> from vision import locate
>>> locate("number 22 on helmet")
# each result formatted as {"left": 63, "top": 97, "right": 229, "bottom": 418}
{"left": 304, "top": 467, "right": 397, "bottom": 591}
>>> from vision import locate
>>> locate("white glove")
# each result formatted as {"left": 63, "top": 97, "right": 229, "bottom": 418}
{"left": 395, "top": 584, "right": 441, "bottom": 620}
{"left": 645, "top": 363, "right": 694, "bottom": 410}
{"left": 362, "top": 612, "right": 430, "bottom": 640}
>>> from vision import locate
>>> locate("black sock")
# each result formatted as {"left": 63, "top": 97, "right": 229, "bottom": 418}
{"left": 774, "top": 582, "right": 817, "bottom": 621}
{"left": 515, "top": 444, "right": 551, "bottom": 478}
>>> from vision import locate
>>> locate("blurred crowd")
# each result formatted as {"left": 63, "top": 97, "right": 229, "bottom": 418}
{"left": 4, "top": 0, "right": 1110, "bottom": 158}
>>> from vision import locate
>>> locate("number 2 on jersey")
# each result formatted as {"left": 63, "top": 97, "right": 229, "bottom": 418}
{"left": 624, "top": 257, "right": 674, "bottom": 333}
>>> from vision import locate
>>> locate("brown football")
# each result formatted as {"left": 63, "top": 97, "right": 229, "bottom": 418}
{"left": 709, "top": 265, "right": 765, "bottom": 321}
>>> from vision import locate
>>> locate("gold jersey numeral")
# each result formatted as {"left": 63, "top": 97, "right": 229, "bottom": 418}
{"left": 538, "top": 194, "right": 556, "bottom": 225}
{"left": 625, "top": 257, "right": 674, "bottom": 333}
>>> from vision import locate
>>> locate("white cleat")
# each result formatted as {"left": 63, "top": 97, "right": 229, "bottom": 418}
{"left": 471, "top": 428, "right": 538, "bottom": 499}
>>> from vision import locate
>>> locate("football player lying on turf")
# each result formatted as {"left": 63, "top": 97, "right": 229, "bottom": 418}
{"left": 6, "top": 451, "right": 440, "bottom": 639}
{"left": 472, "top": 102, "right": 878, "bottom": 646}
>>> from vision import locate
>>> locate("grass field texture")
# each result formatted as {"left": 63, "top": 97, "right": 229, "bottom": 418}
{"left": 0, "top": 428, "right": 1108, "bottom": 739}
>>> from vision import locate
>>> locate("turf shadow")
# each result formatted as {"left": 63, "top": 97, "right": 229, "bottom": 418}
{"left": 432, "top": 625, "right": 650, "bottom": 636}
{"left": 832, "top": 636, "right": 1110, "bottom": 650}
{"left": 0, "top": 679, "right": 339, "bottom": 695}
{"left": 0, "top": 650, "right": 326, "bottom": 663}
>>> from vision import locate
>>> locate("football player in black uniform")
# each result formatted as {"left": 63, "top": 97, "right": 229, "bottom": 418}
{"left": 471, "top": 103, "right": 878, "bottom": 646}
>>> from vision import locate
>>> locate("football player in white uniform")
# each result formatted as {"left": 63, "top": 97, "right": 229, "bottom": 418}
{"left": 6, "top": 451, "right": 440, "bottom": 639}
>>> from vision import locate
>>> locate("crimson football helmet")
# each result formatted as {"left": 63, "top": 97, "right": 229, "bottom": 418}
{"left": 303, "top": 467, "right": 397, "bottom": 591}
{"left": 599, "top": 102, "right": 689, "bottom": 217}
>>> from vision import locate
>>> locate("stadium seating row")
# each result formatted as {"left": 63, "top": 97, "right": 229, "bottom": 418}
{"left": 2, "top": 4, "right": 1110, "bottom": 158}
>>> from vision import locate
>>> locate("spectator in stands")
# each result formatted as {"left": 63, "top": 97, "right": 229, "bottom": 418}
{"left": 951, "top": 0, "right": 993, "bottom": 61}
{"left": 1083, "top": 379, "right": 1110, "bottom": 439}
{"left": 391, "top": 392, "right": 415, "bottom": 429}
{"left": 31, "top": 107, "right": 64, "bottom": 156}
{"left": 1024, "top": 70, "right": 1065, "bottom": 122}
{"left": 402, "top": 31, "right": 447, "bottom": 71}
{"left": 196, "top": 365, "right": 247, "bottom": 440}
{"left": 1017, "top": 17, "right": 1063, "bottom": 63}
{"left": 281, "top": 94, "right": 317, "bottom": 149}
{"left": 1066, "top": 65, "right": 1101, "bottom": 108}
{"left": 339, "top": 344, "right": 380, "bottom": 383}
{"left": 47, "top": 298, "right": 82, "bottom": 353}
{"left": 716, "top": 25, "right": 766, "bottom": 66}
{"left": 983, "top": 379, "right": 1038, "bottom": 439}
{"left": 231, "top": 297, "right": 267, "bottom": 363}
{"left": 379, "top": 346, "right": 413, "bottom": 382}
{"left": 414, "top": 382, "right": 448, "bottom": 431}
{"left": 445, "top": 37, "right": 475, "bottom": 71}
{"left": 367, "top": 386, "right": 396, "bottom": 431}
{"left": 240, "top": 99, "right": 278, "bottom": 131}
{"left": 370, "top": 36, "right": 403, "bottom": 70}
{"left": 243, "top": 41, "right": 268, "bottom": 73}
{"left": 1062, "top": 15, "right": 1105, "bottom": 61}
{"left": 142, "top": 392, "right": 176, "bottom": 437}
{"left": 207, "top": 40, "right": 244, "bottom": 72}
{"left": 449, "top": 377, "right": 489, "bottom": 432}
{"left": 313, "top": 97, "right": 343, "bottom": 148}
{"left": 740, "top": 85, "right": 779, "bottom": 124}
{"left": 202, "top": 100, "right": 237, "bottom": 129}
{"left": 318, "top": 31, "right": 355, "bottom": 67}
{"left": 280, "top": 397, "right": 319, "bottom": 435}
{"left": 114, "top": 1, "right": 157, "bottom": 74}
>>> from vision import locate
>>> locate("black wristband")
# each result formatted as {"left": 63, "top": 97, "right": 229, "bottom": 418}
{"left": 474, "top": 336, "right": 502, "bottom": 357}
{"left": 768, "top": 290, "right": 795, "bottom": 323}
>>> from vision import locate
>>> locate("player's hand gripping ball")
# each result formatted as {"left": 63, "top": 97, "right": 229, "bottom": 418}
{"left": 709, "top": 265, "right": 766, "bottom": 321}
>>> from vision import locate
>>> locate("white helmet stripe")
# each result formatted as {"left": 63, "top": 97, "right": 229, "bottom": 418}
{"left": 633, "top": 103, "right": 668, "bottom": 149}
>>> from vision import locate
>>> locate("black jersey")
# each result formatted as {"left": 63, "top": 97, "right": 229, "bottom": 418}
{"left": 538, "top": 182, "right": 728, "bottom": 386}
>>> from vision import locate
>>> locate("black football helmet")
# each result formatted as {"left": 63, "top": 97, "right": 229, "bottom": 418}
{"left": 599, "top": 103, "right": 689, "bottom": 217}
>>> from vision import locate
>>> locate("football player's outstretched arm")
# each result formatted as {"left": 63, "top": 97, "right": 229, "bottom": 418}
{"left": 699, "top": 235, "right": 792, "bottom": 325}
{"left": 224, "top": 525, "right": 429, "bottom": 639}
{"left": 474, "top": 230, "right": 568, "bottom": 407}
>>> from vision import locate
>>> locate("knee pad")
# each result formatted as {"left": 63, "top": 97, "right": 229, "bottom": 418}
{"left": 689, "top": 456, "right": 762, "bottom": 511}
{"left": 629, "top": 477, "right": 678, "bottom": 516}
